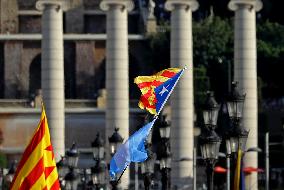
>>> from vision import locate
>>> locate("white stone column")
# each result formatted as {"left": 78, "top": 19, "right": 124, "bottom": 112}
{"left": 100, "top": 0, "right": 134, "bottom": 189}
{"left": 36, "top": 0, "right": 65, "bottom": 161}
{"left": 165, "top": 1, "right": 198, "bottom": 189}
{"left": 228, "top": 0, "right": 262, "bottom": 189}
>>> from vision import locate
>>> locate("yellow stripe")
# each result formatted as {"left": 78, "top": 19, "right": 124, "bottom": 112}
{"left": 138, "top": 101, "right": 145, "bottom": 109}
{"left": 46, "top": 168, "right": 60, "bottom": 189}
{"left": 134, "top": 76, "right": 171, "bottom": 84}
{"left": 138, "top": 101, "right": 157, "bottom": 115}
{"left": 134, "top": 68, "right": 181, "bottom": 84}
{"left": 140, "top": 87, "right": 152, "bottom": 95}
{"left": 30, "top": 173, "right": 46, "bottom": 190}
{"left": 146, "top": 107, "right": 156, "bottom": 114}
{"left": 155, "top": 68, "right": 181, "bottom": 75}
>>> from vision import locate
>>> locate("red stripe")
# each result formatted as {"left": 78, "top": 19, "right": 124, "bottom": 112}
{"left": 137, "top": 82, "right": 153, "bottom": 89}
{"left": 11, "top": 118, "right": 46, "bottom": 188}
{"left": 19, "top": 157, "right": 45, "bottom": 190}
{"left": 45, "top": 166, "right": 55, "bottom": 179}
{"left": 151, "top": 80, "right": 163, "bottom": 87}
{"left": 142, "top": 89, "right": 154, "bottom": 99}
{"left": 50, "top": 179, "right": 61, "bottom": 190}
{"left": 160, "top": 70, "right": 178, "bottom": 78}
{"left": 137, "top": 80, "right": 163, "bottom": 89}
{"left": 140, "top": 96, "right": 156, "bottom": 109}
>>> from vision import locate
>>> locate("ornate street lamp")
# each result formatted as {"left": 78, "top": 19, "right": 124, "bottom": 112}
{"left": 141, "top": 144, "right": 156, "bottom": 190}
{"left": 92, "top": 132, "right": 105, "bottom": 160}
{"left": 199, "top": 129, "right": 222, "bottom": 190}
{"left": 227, "top": 124, "right": 249, "bottom": 154}
{"left": 91, "top": 161, "right": 107, "bottom": 190}
{"left": 66, "top": 143, "right": 79, "bottom": 169}
{"left": 156, "top": 116, "right": 171, "bottom": 190}
{"left": 224, "top": 82, "right": 247, "bottom": 190}
{"left": 199, "top": 91, "right": 221, "bottom": 190}
{"left": 3, "top": 161, "right": 17, "bottom": 189}
{"left": 225, "top": 82, "right": 248, "bottom": 154}
{"left": 108, "top": 128, "right": 124, "bottom": 156}
{"left": 226, "top": 81, "right": 246, "bottom": 122}
{"left": 108, "top": 128, "right": 124, "bottom": 190}
{"left": 158, "top": 115, "right": 170, "bottom": 139}
{"left": 65, "top": 143, "right": 79, "bottom": 190}
{"left": 90, "top": 132, "right": 106, "bottom": 190}
{"left": 56, "top": 156, "right": 67, "bottom": 188}
{"left": 203, "top": 92, "right": 220, "bottom": 130}
{"left": 64, "top": 170, "right": 79, "bottom": 190}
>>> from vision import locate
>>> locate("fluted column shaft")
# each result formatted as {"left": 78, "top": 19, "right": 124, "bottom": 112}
{"left": 229, "top": 1, "right": 262, "bottom": 189}
{"left": 36, "top": 0, "right": 65, "bottom": 161}
{"left": 165, "top": 1, "right": 198, "bottom": 189}
{"left": 100, "top": 0, "right": 134, "bottom": 189}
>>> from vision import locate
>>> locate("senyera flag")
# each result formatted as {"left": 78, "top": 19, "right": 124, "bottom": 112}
{"left": 10, "top": 104, "right": 60, "bottom": 190}
{"left": 134, "top": 67, "right": 185, "bottom": 115}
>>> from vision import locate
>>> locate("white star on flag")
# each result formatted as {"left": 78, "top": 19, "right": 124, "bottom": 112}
{"left": 159, "top": 85, "right": 170, "bottom": 96}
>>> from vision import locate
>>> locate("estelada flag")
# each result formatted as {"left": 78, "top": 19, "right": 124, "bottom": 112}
{"left": 134, "top": 67, "right": 185, "bottom": 115}
{"left": 10, "top": 104, "right": 60, "bottom": 190}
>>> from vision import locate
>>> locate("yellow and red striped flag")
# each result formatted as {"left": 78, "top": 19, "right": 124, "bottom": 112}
{"left": 10, "top": 104, "right": 60, "bottom": 190}
{"left": 134, "top": 67, "right": 184, "bottom": 115}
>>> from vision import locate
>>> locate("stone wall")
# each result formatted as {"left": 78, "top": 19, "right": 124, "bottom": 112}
{"left": 17, "top": 0, "right": 37, "bottom": 10}
{"left": 4, "top": 42, "right": 22, "bottom": 98}
{"left": 0, "top": 0, "right": 18, "bottom": 33}
{"left": 66, "top": 0, "right": 84, "bottom": 33}
{"left": 0, "top": 43, "right": 4, "bottom": 98}
{"left": 19, "top": 16, "right": 41, "bottom": 33}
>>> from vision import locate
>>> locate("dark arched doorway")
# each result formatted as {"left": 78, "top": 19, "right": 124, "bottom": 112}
{"left": 29, "top": 54, "right": 41, "bottom": 98}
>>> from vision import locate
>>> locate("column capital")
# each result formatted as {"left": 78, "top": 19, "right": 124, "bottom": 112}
{"left": 36, "top": 0, "right": 68, "bottom": 11}
{"left": 228, "top": 0, "right": 262, "bottom": 12}
{"left": 165, "top": 0, "right": 199, "bottom": 12}
{"left": 100, "top": 0, "right": 134, "bottom": 12}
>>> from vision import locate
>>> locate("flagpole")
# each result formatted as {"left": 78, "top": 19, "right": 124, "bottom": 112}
{"left": 116, "top": 164, "right": 129, "bottom": 184}
{"left": 114, "top": 117, "right": 158, "bottom": 184}
{"left": 156, "top": 66, "right": 187, "bottom": 116}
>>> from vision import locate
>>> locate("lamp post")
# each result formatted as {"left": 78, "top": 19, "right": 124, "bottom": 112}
{"left": 3, "top": 161, "right": 16, "bottom": 189}
{"left": 57, "top": 156, "right": 67, "bottom": 188}
{"left": 64, "top": 143, "right": 79, "bottom": 190}
{"left": 92, "top": 133, "right": 105, "bottom": 161}
{"left": 224, "top": 81, "right": 247, "bottom": 190}
{"left": 141, "top": 143, "right": 155, "bottom": 190}
{"left": 108, "top": 128, "right": 124, "bottom": 190}
{"left": 91, "top": 132, "right": 106, "bottom": 190}
{"left": 199, "top": 92, "right": 221, "bottom": 190}
{"left": 91, "top": 161, "right": 107, "bottom": 190}
{"left": 156, "top": 115, "right": 171, "bottom": 190}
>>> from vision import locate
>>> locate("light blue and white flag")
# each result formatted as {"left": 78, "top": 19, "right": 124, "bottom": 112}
{"left": 109, "top": 118, "right": 157, "bottom": 179}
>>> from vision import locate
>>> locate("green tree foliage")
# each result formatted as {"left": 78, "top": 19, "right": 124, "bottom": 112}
{"left": 0, "top": 152, "right": 7, "bottom": 168}
{"left": 147, "top": 16, "right": 284, "bottom": 103}
{"left": 257, "top": 21, "right": 284, "bottom": 99}
{"left": 193, "top": 16, "right": 233, "bottom": 66}
{"left": 147, "top": 22, "right": 171, "bottom": 72}
{"left": 194, "top": 65, "right": 210, "bottom": 108}
{"left": 193, "top": 17, "right": 233, "bottom": 101}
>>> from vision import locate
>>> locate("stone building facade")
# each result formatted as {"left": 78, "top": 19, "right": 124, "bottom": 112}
{"left": 0, "top": 0, "right": 150, "bottom": 100}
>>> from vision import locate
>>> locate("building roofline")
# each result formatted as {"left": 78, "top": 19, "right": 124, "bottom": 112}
{"left": 0, "top": 33, "right": 146, "bottom": 41}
